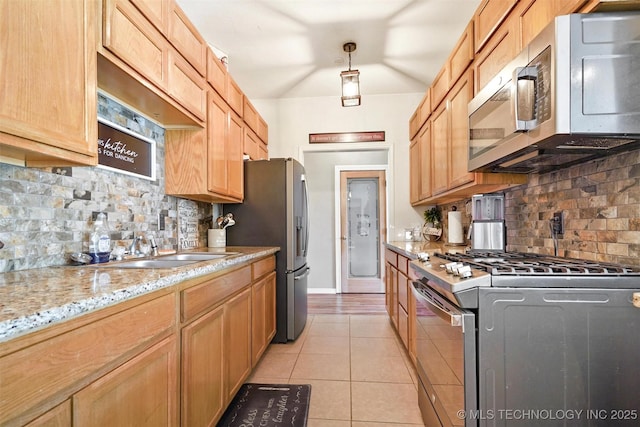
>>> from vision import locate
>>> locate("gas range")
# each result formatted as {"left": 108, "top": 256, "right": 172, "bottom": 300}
{"left": 411, "top": 251, "right": 640, "bottom": 307}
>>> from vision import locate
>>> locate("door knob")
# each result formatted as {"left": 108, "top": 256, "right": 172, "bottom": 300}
{"left": 340, "top": 236, "right": 347, "bottom": 240}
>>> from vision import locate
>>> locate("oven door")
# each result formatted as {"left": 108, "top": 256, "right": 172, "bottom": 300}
{"left": 412, "top": 280, "right": 477, "bottom": 427}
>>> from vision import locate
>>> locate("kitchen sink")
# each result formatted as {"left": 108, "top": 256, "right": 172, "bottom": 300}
{"left": 98, "top": 259, "right": 199, "bottom": 269}
{"left": 92, "top": 251, "right": 239, "bottom": 269}
{"left": 157, "top": 253, "right": 236, "bottom": 261}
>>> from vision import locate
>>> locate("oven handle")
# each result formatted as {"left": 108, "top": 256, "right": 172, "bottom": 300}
{"left": 411, "top": 281, "right": 463, "bottom": 328}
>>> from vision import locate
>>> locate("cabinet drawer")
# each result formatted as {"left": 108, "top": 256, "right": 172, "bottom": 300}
{"left": 181, "top": 266, "right": 252, "bottom": 322}
{"left": 103, "top": 0, "right": 169, "bottom": 91}
{"left": 167, "top": 49, "right": 207, "bottom": 121}
{"left": 385, "top": 249, "right": 398, "bottom": 268}
{"left": 168, "top": 0, "right": 206, "bottom": 76}
{"left": 0, "top": 293, "right": 175, "bottom": 426}
{"left": 252, "top": 256, "right": 276, "bottom": 280}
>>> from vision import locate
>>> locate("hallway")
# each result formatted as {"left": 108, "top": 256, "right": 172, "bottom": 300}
{"left": 247, "top": 313, "right": 425, "bottom": 426}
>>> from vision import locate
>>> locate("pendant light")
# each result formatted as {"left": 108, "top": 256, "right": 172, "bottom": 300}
{"left": 340, "top": 42, "right": 361, "bottom": 107}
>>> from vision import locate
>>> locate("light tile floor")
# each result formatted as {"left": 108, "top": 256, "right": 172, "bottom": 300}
{"left": 248, "top": 314, "right": 426, "bottom": 426}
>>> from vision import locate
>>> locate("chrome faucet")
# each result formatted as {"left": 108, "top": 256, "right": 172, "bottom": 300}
{"left": 129, "top": 235, "right": 143, "bottom": 256}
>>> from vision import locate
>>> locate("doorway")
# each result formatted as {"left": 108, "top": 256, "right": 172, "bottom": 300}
{"left": 339, "top": 170, "right": 386, "bottom": 293}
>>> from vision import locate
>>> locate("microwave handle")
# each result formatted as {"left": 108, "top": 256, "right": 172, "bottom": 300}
{"left": 514, "top": 66, "right": 539, "bottom": 131}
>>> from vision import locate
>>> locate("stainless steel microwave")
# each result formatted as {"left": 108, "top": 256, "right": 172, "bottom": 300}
{"left": 468, "top": 12, "right": 640, "bottom": 173}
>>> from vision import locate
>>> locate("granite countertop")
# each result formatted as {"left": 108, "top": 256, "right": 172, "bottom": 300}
{"left": 385, "top": 240, "right": 470, "bottom": 259}
{"left": 0, "top": 246, "right": 279, "bottom": 343}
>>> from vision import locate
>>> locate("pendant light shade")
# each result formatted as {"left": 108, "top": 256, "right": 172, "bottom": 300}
{"left": 341, "top": 42, "right": 361, "bottom": 107}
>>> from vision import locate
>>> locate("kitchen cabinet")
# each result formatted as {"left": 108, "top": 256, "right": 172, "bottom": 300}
{"left": 384, "top": 247, "right": 415, "bottom": 355}
{"left": 0, "top": 292, "right": 175, "bottom": 426}
{"left": 181, "top": 304, "right": 225, "bottom": 427}
{"left": 167, "top": 49, "right": 207, "bottom": 121}
{"left": 430, "top": 102, "right": 449, "bottom": 196}
{"left": 168, "top": 0, "right": 207, "bottom": 76}
{"left": 0, "top": 0, "right": 97, "bottom": 167}
{"left": 473, "top": 0, "right": 518, "bottom": 53}
{"left": 23, "top": 401, "right": 71, "bottom": 427}
{"left": 224, "top": 288, "right": 252, "bottom": 401}
{"left": 99, "top": 0, "right": 201, "bottom": 126}
{"left": 165, "top": 88, "right": 243, "bottom": 203}
{"left": 244, "top": 125, "right": 269, "bottom": 160}
{"left": 409, "top": 138, "right": 421, "bottom": 204}
{"left": 74, "top": 336, "right": 179, "bottom": 426}
{"left": 251, "top": 256, "right": 277, "bottom": 366}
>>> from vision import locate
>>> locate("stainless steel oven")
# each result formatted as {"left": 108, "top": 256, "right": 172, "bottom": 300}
{"left": 412, "top": 281, "right": 477, "bottom": 427}
{"left": 411, "top": 251, "right": 640, "bottom": 427}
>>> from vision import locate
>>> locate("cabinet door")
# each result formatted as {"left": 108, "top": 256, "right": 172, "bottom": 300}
{"left": 448, "top": 69, "right": 475, "bottom": 189}
{"left": 474, "top": 0, "right": 518, "bottom": 52}
{"left": 207, "top": 48, "right": 227, "bottom": 97}
{"left": 103, "top": 0, "right": 169, "bottom": 91}
{"left": 430, "top": 103, "right": 449, "bottom": 195}
{"left": 74, "top": 336, "right": 178, "bottom": 427}
{"left": 167, "top": 49, "right": 207, "bottom": 121}
{"left": 224, "top": 288, "right": 252, "bottom": 401}
{"left": 0, "top": 0, "right": 97, "bottom": 166}
{"left": 418, "top": 122, "right": 432, "bottom": 200}
{"left": 130, "top": 0, "right": 169, "bottom": 34}
{"left": 24, "top": 401, "right": 71, "bottom": 427}
{"left": 409, "top": 137, "right": 421, "bottom": 204}
{"left": 227, "top": 112, "right": 245, "bottom": 201}
{"left": 168, "top": 0, "right": 206, "bottom": 75}
{"left": 181, "top": 305, "right": 225, "bottom": 427}
{"left": 252, "top": 272, "right": 276, "bottom": 366}
{"left": 208, "top": 90, "right": 229, "bottom": 196}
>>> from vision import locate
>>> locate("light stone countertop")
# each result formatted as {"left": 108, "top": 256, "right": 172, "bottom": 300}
{"left": 0, "top": 246, "right": 279, "bottom": 343}
{"left": 385, "top": 240, "right": 470, "bottom": 259}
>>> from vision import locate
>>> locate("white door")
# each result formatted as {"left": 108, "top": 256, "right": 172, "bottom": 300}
{"left": 339, "top": 170, "right": 386, "bottom": 293}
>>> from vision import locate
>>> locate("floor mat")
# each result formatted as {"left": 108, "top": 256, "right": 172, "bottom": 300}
{"left": 217, "top": 383, "right": 311, "bottom": 427}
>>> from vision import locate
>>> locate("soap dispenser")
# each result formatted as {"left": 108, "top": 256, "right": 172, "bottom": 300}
{"left": 89, "top": 212, "right": 111, "bottom": 263}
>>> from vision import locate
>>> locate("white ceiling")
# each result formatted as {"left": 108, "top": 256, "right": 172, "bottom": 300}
{"left": 176, "top": 0, "right": 481, "bottom": 100}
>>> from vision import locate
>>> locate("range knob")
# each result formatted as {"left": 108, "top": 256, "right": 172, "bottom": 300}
{"left": 457, "top": 265, "right": 473, "bottom": 279}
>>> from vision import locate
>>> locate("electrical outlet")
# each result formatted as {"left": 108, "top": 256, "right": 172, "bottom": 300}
{"left": 552, "top": 211, "right": 564, "bottom": 235}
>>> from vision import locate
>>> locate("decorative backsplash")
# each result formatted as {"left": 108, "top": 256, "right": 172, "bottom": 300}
{"left": 0, "top": 93, "right": 211, "bottom": 272}
{"left": 436, "top": 149, "right": 639, "bottom": 266}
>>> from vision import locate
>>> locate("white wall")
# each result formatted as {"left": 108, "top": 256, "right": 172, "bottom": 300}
{"left": 253, "top": 93, "right": 427, "bottom": 291}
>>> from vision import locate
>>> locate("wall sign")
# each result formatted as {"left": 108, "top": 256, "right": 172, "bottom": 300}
{"left": 97, "top": 117, "right": 156, "bottom": 181}
{"left": 309, "top": 131, "right": 385, "bottom": 144}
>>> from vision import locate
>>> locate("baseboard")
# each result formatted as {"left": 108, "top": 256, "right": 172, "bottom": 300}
{"left": 308, "top": 288, "right": 337, "bottom": 294}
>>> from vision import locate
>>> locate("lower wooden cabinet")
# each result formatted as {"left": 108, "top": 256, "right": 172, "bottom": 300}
{"left": 0, "top": 255, "right": 276, "bottom": 427}
{"left": 385, "top": 247, "right": 414, "bottom": 355}
{"left": 251, "top": 271, "right": 277, "bottom": 366}
{"left": 181, "top": 305, "right": 225, "bottom": 427}
{"left": 224, "top": 288, "right": 252, "bottom": 401}
{"left": 74, "top": 335, "right": 179, "bottom": 427}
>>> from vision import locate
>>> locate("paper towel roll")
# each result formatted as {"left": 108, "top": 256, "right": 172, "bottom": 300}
{"left": 448, "top": 211, "right": 464, "bottom": 244}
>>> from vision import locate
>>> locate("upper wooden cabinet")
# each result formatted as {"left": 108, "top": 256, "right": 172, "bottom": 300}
{"left": 226, "top": 75, "right": 244, "bottom": 116}
{"left": 164, "top": 89, "right": 244, "bottom": 203}
{"left": 0, "top": 0, "right": 97, "bottom": 167}
{"left": 207, "top": 48, "right": 228, "bottom": 97}
{"left": 168, "top": 0, "right": 207, "bottom": 76}
{"left": 473, "top": 0, "right": 518, "bottom": 52}
{"left": 130, "top": 0, "right": 170, "bottom": 34}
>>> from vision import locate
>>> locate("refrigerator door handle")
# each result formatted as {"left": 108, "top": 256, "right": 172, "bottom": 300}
{"left": 294, "top": 266, "right": 311, "bottom": 280}
{"left": 302, "top": 174, "right": 310, "bottom": 258}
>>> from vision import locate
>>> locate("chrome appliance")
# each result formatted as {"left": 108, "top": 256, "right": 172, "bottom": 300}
{"left": 468, "top": 12, "right": 640, "bottom": 174}
{"left": 469, "top": 194, "right": 505, "bottom": 251}
{"left": 411, "top": 251, "right": 640, "bottom": 427}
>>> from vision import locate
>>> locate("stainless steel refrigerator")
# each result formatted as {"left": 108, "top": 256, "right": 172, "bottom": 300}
{"left": 225, "top": 158, "right": 310, "bottom": 342}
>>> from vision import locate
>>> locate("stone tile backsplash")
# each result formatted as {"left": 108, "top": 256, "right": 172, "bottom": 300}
{"left": 0, "top": 94, "right": 211, "bottom": 272}
{"left": 423, "top": 150, "right": 639, "bottom": 267}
